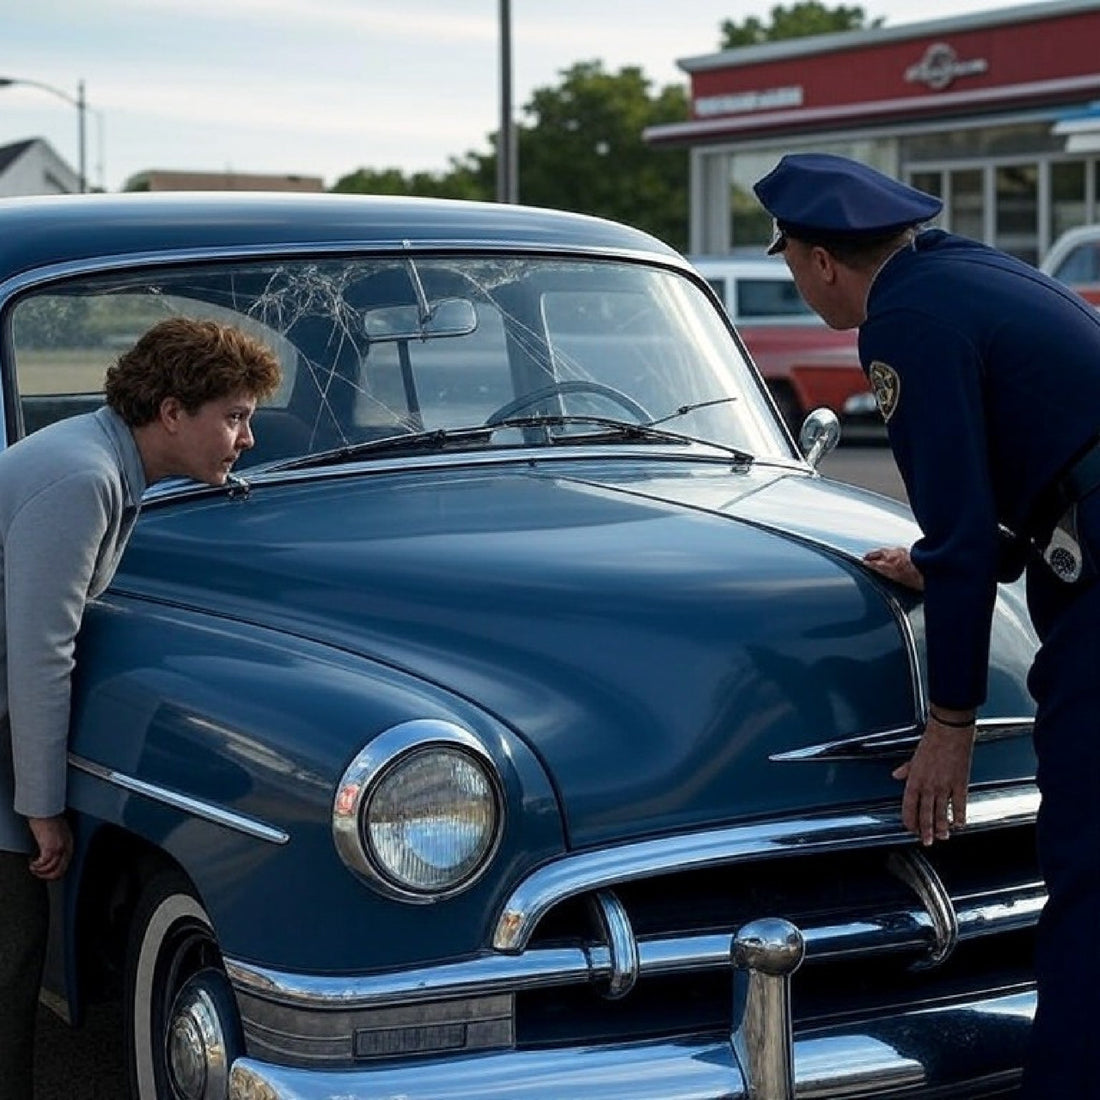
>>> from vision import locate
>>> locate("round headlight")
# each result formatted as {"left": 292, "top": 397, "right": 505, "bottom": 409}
{"left": 366, "top": 746, "right": 498, "bottom": 894}
{"left": 333, "top": 721, "right": 504, "bottom": 901}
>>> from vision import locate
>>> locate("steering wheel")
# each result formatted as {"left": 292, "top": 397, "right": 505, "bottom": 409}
{"left": 484, "top": 380, "right": 651, "bottom": 426}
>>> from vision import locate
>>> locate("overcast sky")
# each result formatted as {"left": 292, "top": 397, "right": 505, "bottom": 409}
{"left": 0, "top": 0, "right": 1026, "bottom": 192}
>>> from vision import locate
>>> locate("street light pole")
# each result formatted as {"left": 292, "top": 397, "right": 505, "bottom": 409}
{"left": 76, "top": 79, "right": 87, "bottom": 194}
{"left": 0, "top": 75, "right": 88, "bottom": 193}
{"left": 497, "top": 0, "right": 517, "bottom": 204}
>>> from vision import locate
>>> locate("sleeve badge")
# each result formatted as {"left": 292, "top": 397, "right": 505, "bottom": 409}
{"left": 868, "top": 361, "right": 900, "bottom": 422}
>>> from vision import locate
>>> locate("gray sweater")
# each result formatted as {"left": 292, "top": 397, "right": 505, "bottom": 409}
{"left": 0, "top": 407, "right": 146, "bottom": 852}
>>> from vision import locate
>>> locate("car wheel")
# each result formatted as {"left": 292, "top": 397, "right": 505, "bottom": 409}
{"left": 124, "top": 869, "right": 242, "bottom": 1100}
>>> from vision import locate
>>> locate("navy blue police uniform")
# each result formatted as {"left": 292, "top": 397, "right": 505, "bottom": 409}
{"left": 755, "top": 153, "right": 1100, "bottom": 1098}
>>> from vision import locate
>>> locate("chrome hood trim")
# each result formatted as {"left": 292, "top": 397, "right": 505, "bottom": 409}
{"left": 770, "top": 716, "right": 1033, "bottom": 762}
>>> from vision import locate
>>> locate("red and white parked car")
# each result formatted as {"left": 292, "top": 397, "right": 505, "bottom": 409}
{"left": 1040, "top": 224, "right": 1100, "bottom": 308}
{"left": 689, "top": 256, "right": 873, "bottom": 431}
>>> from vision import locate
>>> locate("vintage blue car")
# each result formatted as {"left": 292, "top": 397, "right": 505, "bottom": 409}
{"left": 0, "top": 192, "right": 1039, "bottom": 1099}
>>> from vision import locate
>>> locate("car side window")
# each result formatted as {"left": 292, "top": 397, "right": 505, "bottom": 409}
{"left": 9, "top": 290, "right": 296, "bottom": 438}
{"left": 1054, "top": 242, "right": 1100, "bottom": 284}
{"left": 735, "top": 278, "right": 813, "bottom": 320}
{"left": 704, "top": 277, "right": 727, "bottom": 310}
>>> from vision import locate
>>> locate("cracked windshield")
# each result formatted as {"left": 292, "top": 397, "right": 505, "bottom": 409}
{"left": 11, "top": 255, "right": 790, "bottom": 473}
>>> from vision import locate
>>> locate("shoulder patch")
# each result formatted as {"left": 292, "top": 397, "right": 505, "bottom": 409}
{"left": 868, "top": 360, "right": 900, "bottom": 422}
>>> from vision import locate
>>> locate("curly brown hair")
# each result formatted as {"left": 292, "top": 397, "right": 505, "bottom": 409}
{"left": 104, "top": 317, "right": 283, "bottom": 426}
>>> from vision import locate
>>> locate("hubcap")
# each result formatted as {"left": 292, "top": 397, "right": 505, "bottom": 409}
{"left": 166, "top": 980, "right": 229, "bottom": 1100}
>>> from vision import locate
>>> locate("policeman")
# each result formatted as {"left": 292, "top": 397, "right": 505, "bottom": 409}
{"left": 753, "top": 151, "right": 1100, "bottom": 1098}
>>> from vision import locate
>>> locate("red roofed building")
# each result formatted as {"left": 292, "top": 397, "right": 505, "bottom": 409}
{"left": 645, "top": 0, "right": 1100, "bottom": 264}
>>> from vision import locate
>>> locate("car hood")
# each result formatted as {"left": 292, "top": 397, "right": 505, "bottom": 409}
{"left": 117, "top": 458, "right": 1036, "bottom": 848}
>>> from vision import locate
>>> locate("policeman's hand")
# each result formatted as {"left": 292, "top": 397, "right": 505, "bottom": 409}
{"left": 28, "top": 815, "right": 74, "bottom": 880}
{"left": 892, "top": 714, "right": 975, "bottom": 845}
{"left": 863, "top": 546, "right": 924, "bottom": 591}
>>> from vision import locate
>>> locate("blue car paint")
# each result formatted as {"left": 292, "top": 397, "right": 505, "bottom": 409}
{"left": 94, "top": 458, "right": 1035, "bottom": 857}
{"left": 69, "top": 601, "right": 566, "bottom": 974}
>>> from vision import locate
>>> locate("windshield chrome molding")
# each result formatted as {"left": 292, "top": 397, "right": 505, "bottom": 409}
{"left": 69, "top": 755, "right": 289, "bottom": 845}
{"left": 492, "top": 783, "right": 1039, "bottom": 952}
{"left": 0, "top": 240, "right": 684, "bottom": 307}
{"left": 770, "top": 716, "right": 1033, "bottom": 762}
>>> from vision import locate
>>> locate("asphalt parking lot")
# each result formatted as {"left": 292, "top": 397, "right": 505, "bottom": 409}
{"left": 37, "top": 1001, "right": 125, "bottom": 1099}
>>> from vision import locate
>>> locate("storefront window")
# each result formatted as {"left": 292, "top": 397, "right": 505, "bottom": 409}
{"left": 726, "top": 149, "right": 783, "bottom": 252}
{"left": 951, "top": 169, "right": 984, "bottom": 241}
{"left": 995, "top": 163, "right": 1038, "bottom": 264}
{"left": 723, "top": 139, "right": 897, "bottom": 253}
{"left": 909, "top": 172, "right": 945, "bottom": 227}
{"left": 904, "top": 122, "right": 1061, "bottom": 160}
{"left": 1052, "top": 161, "right": 1087, "bottom": 240}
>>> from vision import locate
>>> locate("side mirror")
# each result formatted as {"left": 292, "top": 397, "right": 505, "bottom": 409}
{"left": 799, "top": 407, "right": 841, "bottom": 469}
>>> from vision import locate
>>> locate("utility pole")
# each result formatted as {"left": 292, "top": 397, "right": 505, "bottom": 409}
{"left": 497, "top": 0, "right": 518, "bottom": 203}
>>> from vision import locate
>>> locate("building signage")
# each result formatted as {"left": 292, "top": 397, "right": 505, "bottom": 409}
{"left": 695, "top": 85, "right": 803, "bottom": 117}
{"left": 904, "top": 42, "right": 989, "bottom": 91}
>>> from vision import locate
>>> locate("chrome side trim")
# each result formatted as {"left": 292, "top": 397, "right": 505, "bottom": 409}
{"left": 224, "top": 876, "right": 1044, "bottom": 1012}
{"left": 68, "top": 755, "right": 289, "bottom": 845}
{"left": 770, "top": 717, "right": 1033, "bottom": 762}
{"left": 227, "top": 987, "right": 1032, "bottom": 1100}
{"left": 492, "top": 783, "right": 1039, "bottom": 952}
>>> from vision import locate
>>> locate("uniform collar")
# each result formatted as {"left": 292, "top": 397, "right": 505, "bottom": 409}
{"left": 864, "top": 233, "right": 920, "bottom": 314}
{"left": 94, "top": 406, "right": 147, "bottom": 508}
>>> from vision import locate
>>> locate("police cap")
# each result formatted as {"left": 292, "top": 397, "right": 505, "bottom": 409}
{"left": 753, "top": 153, "right": 943, "bottom": 255}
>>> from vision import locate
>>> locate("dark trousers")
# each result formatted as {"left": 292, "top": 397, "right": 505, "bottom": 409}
{"left": 0, "top": 851, "right": 48, "bottom": 1100}
{"left": 1021, "top": 577, "right": 1100, "bottom": 1098}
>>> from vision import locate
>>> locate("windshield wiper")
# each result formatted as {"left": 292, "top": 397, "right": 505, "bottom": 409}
{"left": 259, "top": 413, "right": 754, "bottom": 473}
{"left": 259, "top": 425, "right": 499, "bottom": 472}
{"left": 645, "top": 396, "right": 738, "bottom": 427}
{"left": 492, "top": 414, "right": 754, "bottom": 462}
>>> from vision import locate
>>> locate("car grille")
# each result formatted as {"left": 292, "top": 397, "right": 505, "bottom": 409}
{"left": 514, "top": 820, "right": 1040, "bottom": 1049}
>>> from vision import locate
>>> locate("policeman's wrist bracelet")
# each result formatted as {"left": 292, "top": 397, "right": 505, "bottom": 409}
{"left": 928, "top": 709, "right": 975, "bottom": 728}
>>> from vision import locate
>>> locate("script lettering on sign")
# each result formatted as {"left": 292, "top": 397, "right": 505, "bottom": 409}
{"left": 905, "top": 42, "right": 989, "bottom": 91}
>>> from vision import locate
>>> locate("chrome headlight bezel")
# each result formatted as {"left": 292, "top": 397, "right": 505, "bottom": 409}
{"left": 332, "top": 719, "right": 505, "bottom": 903}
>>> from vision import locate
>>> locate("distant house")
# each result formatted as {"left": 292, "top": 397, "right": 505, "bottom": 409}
{"left": 124, "top": 169, "right": 324, "bottom": 193}
{"left": 0, "top": 138, "right": 81, "bottom": 197}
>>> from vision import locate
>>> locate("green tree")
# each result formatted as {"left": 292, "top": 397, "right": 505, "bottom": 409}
{"left": 515, "top": 62, "right": 690, "bottom": 250}
{"left": 330, "top": 62, "right": 690, "bottom": 250}
{"left": 331, "top": 159, "right": 490, "bottom": 201}
{"left": 721, "top": 2, "right": 880, "bottom": 47}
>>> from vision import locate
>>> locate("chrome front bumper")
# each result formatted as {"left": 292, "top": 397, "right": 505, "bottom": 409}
{"left": 229, "top": 983, "right": 1031, "bottom": 1099}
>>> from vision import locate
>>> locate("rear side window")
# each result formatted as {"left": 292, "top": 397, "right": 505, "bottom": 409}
{"left": 10, "top": 291, "right": 297, "bottom": 438}
{"left": 1054, "top": 241, "right": 1100, "bottom": 284}
{"left": 735, "top": 278, "right": 813, "bottom": 320}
